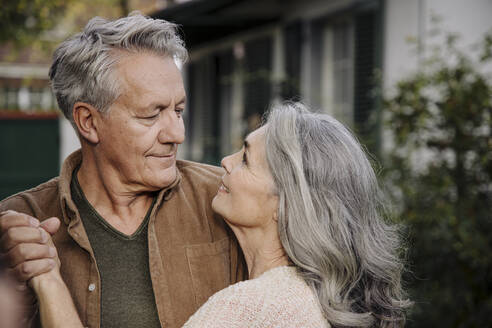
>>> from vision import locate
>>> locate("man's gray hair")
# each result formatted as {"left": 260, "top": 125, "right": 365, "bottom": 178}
{"left": 49, "top": 12, "right": 187, "bottom": 126}
{"left": 264, "top": 102, "right": 411, "bottom": 327}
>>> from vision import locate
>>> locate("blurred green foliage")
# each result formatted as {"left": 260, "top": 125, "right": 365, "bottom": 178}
{"left": 0, "top": 0, "right": 129, "bottom": 53}
{"left": 383, "top": 30, "right": 492, "bottom": 327}
{"left": 0, "top": 0, "right": 71, "bottom": 47}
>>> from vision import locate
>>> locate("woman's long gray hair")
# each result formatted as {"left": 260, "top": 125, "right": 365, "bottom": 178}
{"left": 264, "top": 102, "right": 411, "bottom": 327}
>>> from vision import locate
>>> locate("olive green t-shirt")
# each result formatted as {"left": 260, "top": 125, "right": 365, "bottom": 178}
{"left": 70, "top": 170, "right": 161, "bottom": 328}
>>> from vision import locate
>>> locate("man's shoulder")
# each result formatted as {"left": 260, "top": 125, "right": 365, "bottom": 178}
{"left": 0, "top": 177, "right": 60, "bottom": 216}
{"left": 177, "top": 160, "right": 224, "bottom": 184}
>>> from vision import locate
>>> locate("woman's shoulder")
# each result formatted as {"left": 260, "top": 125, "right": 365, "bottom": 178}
{"left": 229, "top": 265, "right": 298, "bottom": 292}
{"left": 182, "top": 271, "right": 269, "bottom": 327}
{"left": 188, "top": 266, "right": 297, "bottom": 317}
{"left": 255, "top": 266, "right": 330, "bottom": 327}
{"left": 183, "top": 266, "right": 330, "bottom": 327}
{"left": 208, "top": 266, "right": 307, "bottom": 302}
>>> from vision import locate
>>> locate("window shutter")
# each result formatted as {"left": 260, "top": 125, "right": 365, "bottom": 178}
{"left": 282, "top": 22, "right": 302, "bottom": 100}
{"left": 354, "top": 9, "right": 381, "bottom": 153}
{"left": 244, "top": 37, "right": 272, "bottom": 125}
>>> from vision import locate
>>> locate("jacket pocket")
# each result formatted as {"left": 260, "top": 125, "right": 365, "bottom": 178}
{"left": 185, "top": 237, "right": 231, "bottom": 307}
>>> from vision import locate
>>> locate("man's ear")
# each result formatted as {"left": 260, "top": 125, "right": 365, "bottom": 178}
{"left": 72, "top": 102, "right": 100, "bottom": 144}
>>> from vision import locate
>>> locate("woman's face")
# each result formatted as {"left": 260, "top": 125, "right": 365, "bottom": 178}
{"left": 212, "top": 125, "right": 278, "bottom": 228}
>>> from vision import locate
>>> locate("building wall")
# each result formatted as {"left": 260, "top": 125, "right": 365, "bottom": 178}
{"left": 382, "top": 0, "right": 492, "bottom": 154}
{"left": 183, "top": 0, "right": 383, "bottom": 164}
{"left": 57, "top": 0, "right": 492, "bottom": 167}
{"left": 60, "top": 118, "right": 81, "bottom": 165}
{"left": 383, "top": 0, "right": 492, "bottom": 90}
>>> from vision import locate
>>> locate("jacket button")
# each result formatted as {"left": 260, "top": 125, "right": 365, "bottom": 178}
{"left": 88, "top": 283, "right": 96, "bottom": 292}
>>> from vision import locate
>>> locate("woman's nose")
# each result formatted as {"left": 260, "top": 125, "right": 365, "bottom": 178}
{"left": 221, "top": 155, "right": 232, "bottom": 174}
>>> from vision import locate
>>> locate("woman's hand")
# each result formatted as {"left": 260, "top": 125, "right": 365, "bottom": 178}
{"left": 28, "top": 258, "right": 84, "bottom": 328}
{"left": 0, "top": 214, "right": 62, "bottom": 327}
{"left": 29, "top": 262, "right": 63, "bottom": 296}
{"left": 23, "top": 221, "right": 83, "bottom": 328}
{"left": 29, "top": 218, "right": 62, "bottom": 295}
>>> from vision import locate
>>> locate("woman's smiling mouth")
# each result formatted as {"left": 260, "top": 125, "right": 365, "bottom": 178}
{"left": 218, "top": 181, "right": 230, "bottom": 193}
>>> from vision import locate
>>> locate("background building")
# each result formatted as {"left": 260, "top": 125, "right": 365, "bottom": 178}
{"left": 1, "top": 1, "right": 491, "bottom": 326}
{"left": 1, "top": 0, "right": 491, "bottom": 194}
{"left": 152, "top": 0, "right": 492, "bottom": 166}
{"left": 0, "top": 0, "right": 169, "bottom": 199}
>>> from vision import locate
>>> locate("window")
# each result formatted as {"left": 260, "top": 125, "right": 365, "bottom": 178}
{"left": 320, "top": 20, "right": 354, "bottom": 126}
{"left": 243, "top": 36, "right": 272, "bottom": 134}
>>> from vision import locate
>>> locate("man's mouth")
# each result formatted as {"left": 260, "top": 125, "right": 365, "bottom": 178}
{"left": 152, "top": 153, "right": 174, "bottom": 158}
{"left": 149, "top": 145, "right": 177, "bottom": 158}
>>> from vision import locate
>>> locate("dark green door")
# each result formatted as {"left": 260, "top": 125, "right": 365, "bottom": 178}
{"left": 0, "top": 114, "right": 60, "bottom": 200}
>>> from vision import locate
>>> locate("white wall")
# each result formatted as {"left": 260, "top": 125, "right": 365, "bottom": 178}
{"left": 59, "top": 117, "right": 80, "bottom": 167}
{"left": 383, "top": 0, "right": 422, "bottom": 90}
{"left": 384, "top": 0, "right": 492, "bottom": 90}
{"left": 382, "top": 0, "right": 492, "bottom": 154}
{"left": 426, "top": 0, "right": 492, "bottom": 48}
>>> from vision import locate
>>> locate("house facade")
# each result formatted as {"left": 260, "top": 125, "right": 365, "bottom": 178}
{"left": 153, "top": 0, "right": 492, "bottom": 165}
{"left": 1, "top": 0, "right": 491, "bottom": 199}
{"left": 154, "top": 0, "right": 383, "bottom": 164}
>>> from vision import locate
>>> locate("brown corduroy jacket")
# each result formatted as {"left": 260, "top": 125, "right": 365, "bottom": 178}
{"left": 0, "top": 150, "right": 246, "bottom": 328}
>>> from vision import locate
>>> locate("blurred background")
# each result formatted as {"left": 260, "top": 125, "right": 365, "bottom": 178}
{"left": 1, "top": 0, "right": 491, "bottom": 327}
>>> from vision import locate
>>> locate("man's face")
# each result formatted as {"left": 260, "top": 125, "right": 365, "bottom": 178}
{"left": 96, "top": 52, "right": 185, "bottom": 192}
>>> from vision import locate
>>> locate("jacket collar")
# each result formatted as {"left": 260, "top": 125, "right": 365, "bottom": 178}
{"left": 58, "top": 149, "right": 182, "bottom": 226}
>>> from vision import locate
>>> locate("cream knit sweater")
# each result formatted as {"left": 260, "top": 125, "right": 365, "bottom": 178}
{"left": 183, "top": 266, "right": 330, "bottom": 328}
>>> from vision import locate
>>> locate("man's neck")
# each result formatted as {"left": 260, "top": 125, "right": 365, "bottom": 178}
{"left": 76, "top": 154, "right": 155, "bottom": 235}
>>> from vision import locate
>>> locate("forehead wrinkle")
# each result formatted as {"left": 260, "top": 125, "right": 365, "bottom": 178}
{"left": 147, "top": 87, "right": 185, "bottom": 108}
{"left": 116, "top": 53, "right": 181, "bottom": 93}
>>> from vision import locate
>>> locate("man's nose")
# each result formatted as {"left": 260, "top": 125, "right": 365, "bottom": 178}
{"left": 157, "top": 112, "right": 185, "bottom": 144}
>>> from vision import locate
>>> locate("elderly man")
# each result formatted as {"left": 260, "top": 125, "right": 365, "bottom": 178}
{"left": 0, "top": 13, "right": 245, "bottom": 328}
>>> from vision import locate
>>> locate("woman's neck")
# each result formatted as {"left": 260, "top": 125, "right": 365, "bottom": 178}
{"left": 229, "top": 221, "right": 289, "bottom": 279}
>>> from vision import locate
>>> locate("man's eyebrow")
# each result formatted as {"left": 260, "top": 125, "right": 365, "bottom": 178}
{"left": 142, "top": 102, "right": 168, "bottom": 109}
{"left": 177, "top": 96, "right": 186, "bottom": 104}
{"left": 142, "top": 97, "right": 186, "bottom": 110}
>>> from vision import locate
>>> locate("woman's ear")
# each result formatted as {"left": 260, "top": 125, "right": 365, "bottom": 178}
{"left": 272, "top": 211, "right": 279, "bottom": 223}
{"left": 72, "top": 102, "right": 100, "bottom": 144}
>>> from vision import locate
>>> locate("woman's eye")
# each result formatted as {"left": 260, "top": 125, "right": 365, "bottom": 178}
{"left": 242, "top": 152, "right": 247, "bottom": 165}
{"left": 175, "top": 109, "right": 184, "bottom": 117}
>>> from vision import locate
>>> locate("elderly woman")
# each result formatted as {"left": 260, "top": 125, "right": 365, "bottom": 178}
{"left": 31, "top": 102, "right": 410, "bottom": 327}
